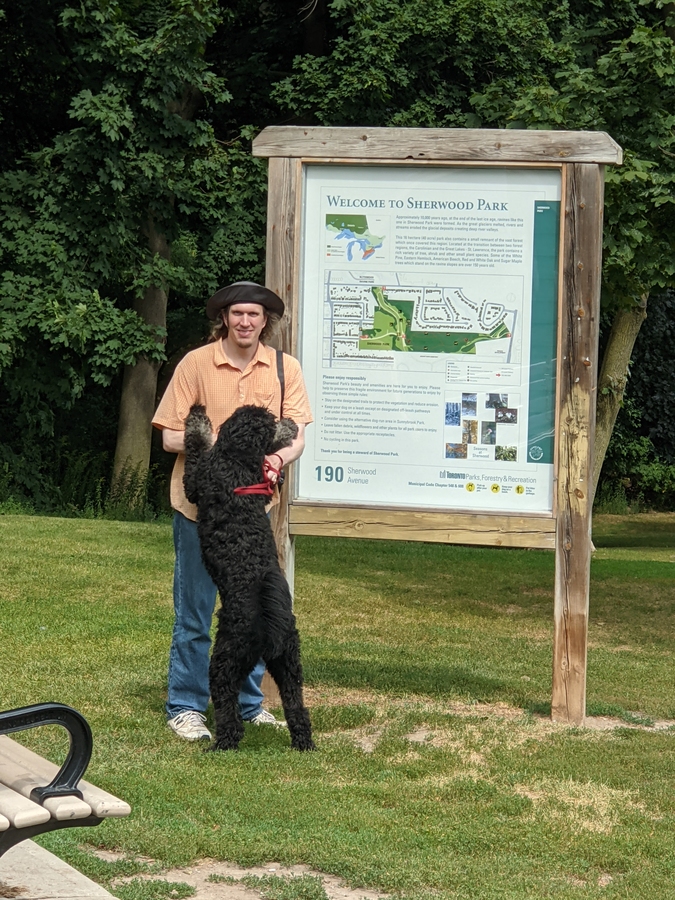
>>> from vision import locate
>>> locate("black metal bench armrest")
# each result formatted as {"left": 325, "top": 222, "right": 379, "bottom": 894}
{"left": 0, "top": 703, "right": 92, "bottom": 804}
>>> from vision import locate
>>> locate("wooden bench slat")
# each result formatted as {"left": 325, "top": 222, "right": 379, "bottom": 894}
{"left": 0, "top": 737, "right": 130, "bottom": 819}
{"left": 76, "top": 779, "right": 131, "bottom": 818}
{"left": 44, "top": 795, "right": 93, "bottom": 821}
{"left": 0, "top": 783, "right": 51, "bottom": 828}
{"left": 0, "top": 737, "right": 92, "bottom": 820}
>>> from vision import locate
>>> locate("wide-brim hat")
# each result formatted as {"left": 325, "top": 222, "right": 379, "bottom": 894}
{"left": 206, "top": 281, "right": 285, "bottom": 320}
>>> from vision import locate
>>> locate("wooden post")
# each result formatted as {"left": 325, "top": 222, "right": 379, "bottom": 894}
{"left": 265, "top": 155, "right": 300, "bottom": 586}
{"left": 551, "top": 164, "right": 604, "bottom": 725}
{"left": 262, "top": 156, "right": 301, "bottom": 707}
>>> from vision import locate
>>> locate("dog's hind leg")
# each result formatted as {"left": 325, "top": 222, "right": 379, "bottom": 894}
{"left": 265, "top": 630, "right": 315, "bottom": 751}
{"left": 209, "top": 632, "right": 259, "bottom": 751}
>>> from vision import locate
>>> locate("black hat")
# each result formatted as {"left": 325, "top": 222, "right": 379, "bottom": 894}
{"left": 206, "top": 282, "right": 285, "bottom": 320}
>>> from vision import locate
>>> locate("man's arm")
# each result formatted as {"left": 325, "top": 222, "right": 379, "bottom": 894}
{"left": 162, "top": 428, "right": 218, "bottom": 453}
{"left": 162, "top": 428, "right": 186, "bottom": 454}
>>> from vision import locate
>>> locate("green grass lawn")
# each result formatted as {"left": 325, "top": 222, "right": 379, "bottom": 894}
{"left": 0, "top": 513, "right": 673, "bottom": 899}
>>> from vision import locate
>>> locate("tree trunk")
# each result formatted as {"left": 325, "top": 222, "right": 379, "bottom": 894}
{"left": 112, "top": 219, "right": 170, "bottom": 485}
{"left": 592, "top": 294, "right": 648, "bottom": 502}
{"left": 112, "top": 86, "right": 201, "bottom": 490}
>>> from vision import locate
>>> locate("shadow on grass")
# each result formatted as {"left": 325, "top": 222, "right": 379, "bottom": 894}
{"left": 305, "top": 655, "right": 508, "bottom": 702}
{"left": 593, "top": 514, "right": 675, "bottom": 548}
{"left": 296, "top": 537, "right": 555, "bottom": 598}
{"left": 593, "top": 534, "right": 675, "bottom": 548}
{"left": 128, "top": 679, "right": 168, "bottom": 716}
{"left": 524, "top": 699, "right": 551, "bottom": 717}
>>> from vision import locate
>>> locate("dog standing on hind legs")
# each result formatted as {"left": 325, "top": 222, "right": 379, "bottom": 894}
{"left": 183, "top": 402, "right": 315, "bottom": 752}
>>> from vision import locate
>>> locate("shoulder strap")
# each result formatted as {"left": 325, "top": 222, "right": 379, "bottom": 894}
{"left": 276, "top": 349, "right": 285, "bottom": 414}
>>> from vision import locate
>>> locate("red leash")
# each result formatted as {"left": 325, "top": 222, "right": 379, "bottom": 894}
{"left": 232, "top": 482, "right": 274, "bottom": 496}
{"left": 233, "top": 455, "right": 283, "bottom": 496}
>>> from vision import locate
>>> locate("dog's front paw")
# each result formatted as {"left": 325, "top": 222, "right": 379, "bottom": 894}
{"left": 185, "top": 404, "right": 213, "bottom": 443}
{"left": 272, "top": 417, "right": 298, "bottom": 452}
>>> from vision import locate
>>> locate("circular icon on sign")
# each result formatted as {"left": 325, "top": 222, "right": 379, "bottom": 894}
{"left": 491, "top": 483, "right": 501, "bottom": 493}
{"left": 466, "top": 482, "right": 476, "bottom": 492}
{"left": 529, "top": 445, "right": 544, "bottom": 461}
{"left": 515, "top": 484, "right": 525, "bottom": 495}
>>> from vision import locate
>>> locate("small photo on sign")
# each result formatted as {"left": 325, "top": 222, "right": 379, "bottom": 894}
{"left": 462, "top": 393, "right": 477, "bottom": 417}
{"left": 446, "top": 442, "right": 468, "bottom": 459}
{"left": 481, "top": 422, "right": 496, "bottom": 445}
{"left": 485, "top": 393, "right": 509, "bottom": 409}
{"left": 495, "top": 408, "right": 518, "bottom": 424}
{"left": 445, "top": 402, "right": 461, "bottom": 426}
{"left": 495, "top": 445, "right": 517, "bottom": 462}
{"left": 462, "top": 419, "right": 478, "bottom": 444}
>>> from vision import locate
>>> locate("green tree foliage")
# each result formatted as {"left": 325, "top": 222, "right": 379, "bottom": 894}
{"left": 274, "top": 0, "right": 675, "bottom": 305}
{"left": 273, "top": 0, "right": 569, "bottom": 127}
{"left": 0, "top": 0, "right": 267, "bottom": 505}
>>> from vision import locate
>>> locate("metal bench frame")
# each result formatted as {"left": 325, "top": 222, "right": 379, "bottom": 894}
{"left": 0, "top": 702, "right": 104, "bottom": 857}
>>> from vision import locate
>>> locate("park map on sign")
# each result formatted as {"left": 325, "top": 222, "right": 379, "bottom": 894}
{"left": 327, "top": 278, "right": 515, "bottom": 358}
{"left": 361, "top": 286, "right": 511, "bottom": 353}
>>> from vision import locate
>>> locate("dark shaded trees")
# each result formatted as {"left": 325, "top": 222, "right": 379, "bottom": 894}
{"left": 1, "top": 0, "right": 673, "bottom": 510}
{"left": 0, "top": 0, "right": 269, "bottom": 503}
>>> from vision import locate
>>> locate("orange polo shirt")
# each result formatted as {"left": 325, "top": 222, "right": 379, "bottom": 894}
{"left": 152, "top": 340, "right": 313, "bottom": 521}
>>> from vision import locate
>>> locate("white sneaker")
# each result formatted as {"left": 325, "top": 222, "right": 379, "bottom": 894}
{"left": 167, "top": 711, "right": 212, "bottom": 741}
{"left": 246, "top": 709, "right": 288, "bottom": 728}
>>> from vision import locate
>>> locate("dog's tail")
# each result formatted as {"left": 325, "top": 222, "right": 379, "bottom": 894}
{"left": 255, "top": 568, "right": 295, "bottom": 658}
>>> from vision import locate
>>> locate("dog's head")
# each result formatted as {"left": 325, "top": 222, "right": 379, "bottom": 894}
{"left": 216, "top": 405, "right": 298, "bottom": 459}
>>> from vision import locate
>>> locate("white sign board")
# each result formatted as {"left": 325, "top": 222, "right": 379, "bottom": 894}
{"left": 295, "top": 164, "right": 561, "bottom": 514}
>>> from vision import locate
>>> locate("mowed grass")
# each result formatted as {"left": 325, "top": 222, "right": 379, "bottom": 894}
{"left": 0, "top": 513, "right": 673, "bottom": 899}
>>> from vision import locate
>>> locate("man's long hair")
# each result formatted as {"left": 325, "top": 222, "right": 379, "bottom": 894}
{"left": 209, "top": 310, "right": 281, "bottom": 344}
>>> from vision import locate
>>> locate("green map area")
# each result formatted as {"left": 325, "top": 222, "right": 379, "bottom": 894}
{"left": 359, "top": 287, "right": 511, "bottom": 354}
{"left": 326, "top": 214, "right": 384, "bottom": 261}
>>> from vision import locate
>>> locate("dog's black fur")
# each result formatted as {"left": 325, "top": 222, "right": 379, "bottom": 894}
{"left": 183, "top": 403, "right": 315, "bottom": 751}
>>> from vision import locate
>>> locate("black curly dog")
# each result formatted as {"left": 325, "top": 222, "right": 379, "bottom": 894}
{"left": 183, "top": 403, "right": 315, "bottom": 752}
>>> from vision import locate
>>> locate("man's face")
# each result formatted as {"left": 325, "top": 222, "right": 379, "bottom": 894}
{"left": 223, "top": 302, "right": 267, "bottom": 349}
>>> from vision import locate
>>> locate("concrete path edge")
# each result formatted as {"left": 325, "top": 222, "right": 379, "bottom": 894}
{"left": 0, "top": 839, "right": 115, "bottom": 899}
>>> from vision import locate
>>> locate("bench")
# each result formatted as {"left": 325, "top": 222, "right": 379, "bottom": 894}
{"left": 0, "top": 702, "right": 130, "bottom": 857}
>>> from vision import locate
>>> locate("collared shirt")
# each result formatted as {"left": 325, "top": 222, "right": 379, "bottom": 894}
{"left": 152, "top": 340, "right": 313, "bottom": 521}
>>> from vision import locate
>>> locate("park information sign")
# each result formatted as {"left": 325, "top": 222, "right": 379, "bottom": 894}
{"left": 252, "top": 126, "right": 622, "bottom": 726}
{"left": 296, "top": 165, "right": 561, "bottom": 514}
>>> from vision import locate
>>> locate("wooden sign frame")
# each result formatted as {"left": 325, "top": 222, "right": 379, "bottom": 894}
{"left": 253, "top": 126, "right": 622, "bottom": 726}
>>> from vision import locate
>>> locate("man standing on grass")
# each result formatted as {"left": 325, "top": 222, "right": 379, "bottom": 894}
{"left": 152, "top": 282, "right": 312, "bottom": 741}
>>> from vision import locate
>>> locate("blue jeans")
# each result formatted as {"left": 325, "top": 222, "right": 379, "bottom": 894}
{"left": 166, "top": 512, "right": 265, "bottom": 720}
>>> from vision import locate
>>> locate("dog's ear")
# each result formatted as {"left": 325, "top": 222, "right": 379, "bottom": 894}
{"left": 270, "top": 417, "right": 298, "bottom": 453}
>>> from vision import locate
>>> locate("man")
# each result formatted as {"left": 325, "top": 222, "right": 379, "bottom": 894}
{"left": 152, "top": 282, "right": 312, "bottom": 741}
